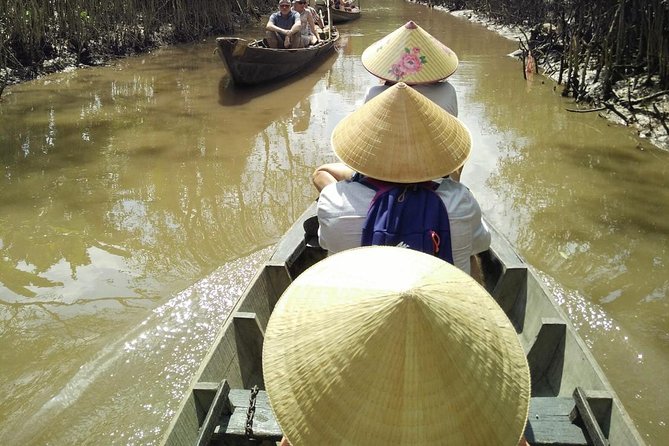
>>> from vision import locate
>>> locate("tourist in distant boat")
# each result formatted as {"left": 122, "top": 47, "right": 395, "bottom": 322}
{"left": 333, "top": 0, "right": 354, "bottom": 11}
{"left": 292, "top": 0, "right": 320, "bottom": 46}
{"left": 266, "top": 0, "right": 303, "bottom": 49}
{"left": 315, "top": 82, "right": 490, "bottom": 279}
{"left": 263, "top": 246, "right": 531, "bottom": 446}
{"left": 307, "top": 0, "right": 325, "bottom": 34}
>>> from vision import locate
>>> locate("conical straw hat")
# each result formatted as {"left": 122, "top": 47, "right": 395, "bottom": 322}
{"left": 263, "top": 246, "right": 531, "bottom": 446}
{"left": 331, "top": 82, "right": 471, "bottom": 182}
{"left": 362, "top": 21, "right": 459, "bottom": 84}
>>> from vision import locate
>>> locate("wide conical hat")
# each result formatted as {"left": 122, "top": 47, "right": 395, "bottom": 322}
{"left": 263, "top": 246, "right": 531, "bottom": 446}
{"left": 362, "top": 21, "right": 459, "bottom": 84}
{"left": 331, "top": 82, "right": 471, "bottom": 182}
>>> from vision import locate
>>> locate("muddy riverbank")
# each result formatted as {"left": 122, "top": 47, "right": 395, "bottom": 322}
{"left": 0, "top": 0, "right": 273, "bottom": 95}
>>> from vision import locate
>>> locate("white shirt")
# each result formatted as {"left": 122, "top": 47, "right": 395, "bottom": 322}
{"left": 364, "top": 82, "right": 459, "bottom": 116}
{"left": 317, "top": 178, "right": 490, "bottom": 274}
{"left": 295, "top": 8, "right": 314, "bottom": 37}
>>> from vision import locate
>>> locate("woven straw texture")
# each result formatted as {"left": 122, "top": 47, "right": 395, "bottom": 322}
{"left": 331, "top": 82, "right": 471, "bottom": 182}
{"left": 263, "top": 246, "right": 531, "bottom": 445}
{"left": 361, "top": 21, "right": 459, "bottom": 84}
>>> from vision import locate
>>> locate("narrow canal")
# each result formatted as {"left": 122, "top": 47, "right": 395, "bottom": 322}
{"left": 0, "top": 0, "right": 667, "bottom": 444}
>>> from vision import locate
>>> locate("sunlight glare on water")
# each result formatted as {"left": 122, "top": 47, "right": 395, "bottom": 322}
{"left": 538, "top": 270, "right": 624, "bottom": 346}
{"left": 8, "top": 248, "right": 270, "bottom": 446}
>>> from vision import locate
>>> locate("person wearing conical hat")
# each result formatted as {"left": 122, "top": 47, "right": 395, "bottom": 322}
{"left": 316, "top": 82, "right": 490, "bottom": 278}
{"left": 311, "top": 21, "right": 462, "bottom": 191}
{"left": 263, "top": 246, "right": 531, "bottom": 446}
{"left": 362, "top": 20, "right": 459, "bottom": 117}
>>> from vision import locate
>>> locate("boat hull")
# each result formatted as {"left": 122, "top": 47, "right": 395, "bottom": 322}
{"left": 317, "top": 5, "right": 361, "bottom": 23}
{"left": 161, "top": 203, "right": 645, "bottom": 445}
{"left": 216, "top": 32, "right": 338, "bottom": 86}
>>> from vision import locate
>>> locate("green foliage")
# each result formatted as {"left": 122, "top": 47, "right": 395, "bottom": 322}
{"left": 432, "top": 0, "right": 669, "bottom": 90}
{"left": 0, "top": 0, "right": 275, "bottom": 78}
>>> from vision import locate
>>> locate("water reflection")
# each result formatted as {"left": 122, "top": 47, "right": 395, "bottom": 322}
{"left": 7, "top": 249, "right": 269, "bottom": 446}
{"left": 1, "top": 49, "right": 342, "bottom": 305}
{"left": 0, "top": 35, "right": 344, "bottom": 444}
{"left": 455, "top": 22, "right": 669, "bottom": 440}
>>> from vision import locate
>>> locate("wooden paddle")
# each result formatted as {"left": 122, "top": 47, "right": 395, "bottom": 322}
{"left": 326, "top": 0, "right": 332, "bottom": 39}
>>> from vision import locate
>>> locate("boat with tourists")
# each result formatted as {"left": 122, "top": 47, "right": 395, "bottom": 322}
{"left": 159, "top": 202, "right": 644, "bottom": 446}
{"left": 315, "top": 0, "right": 361, "bottom": 24}
{"left": 215, "top": 27, "right": 339, "bottom": 86}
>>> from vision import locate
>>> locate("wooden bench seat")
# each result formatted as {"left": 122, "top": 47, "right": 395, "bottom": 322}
{"left": 215, "top": 388, "right": 283, "bottom": 443}
{"left": 196, "top": 385, "right": 611, "bottom": 446}
{"left": 194, "top": 383, "right": 282, "bottom": 446}
{"left": 526, "top": 388, "right": 613, "bottom": 445}
{"left": 526, "top": 397, "right": 589, "bottom": 445}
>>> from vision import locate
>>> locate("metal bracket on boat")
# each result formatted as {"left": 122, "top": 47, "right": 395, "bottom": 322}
{"left": 215, "top": 388, "right": 283, "bottom": 442}
{"left": 245, "top": 385, "right": 260, "bottom": 437}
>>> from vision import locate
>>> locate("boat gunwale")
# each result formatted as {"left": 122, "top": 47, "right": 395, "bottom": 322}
{"left": 161, "top": 205, "right": 645, "bottom": 445}
{"left": 316, "top": 4, "right": 361, "bottom": 23}
{"left": 484, "top": 217, "right": 645, "bottom": 444}
{"left": 159, "top": 205, "right": 318, "bottom": 445}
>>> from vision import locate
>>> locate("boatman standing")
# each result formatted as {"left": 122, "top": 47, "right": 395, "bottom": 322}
{"left": 266, "top": 0, "right": 303, "bottom": 49}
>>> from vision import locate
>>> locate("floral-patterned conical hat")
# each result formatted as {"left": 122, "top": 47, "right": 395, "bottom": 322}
{"left": 361, "top": 21, "right": 459, "bottom": 84}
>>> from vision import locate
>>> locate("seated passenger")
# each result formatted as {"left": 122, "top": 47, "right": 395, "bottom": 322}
{"left": 333, "top": 0, "right": 351, "bottom": 10}
{"left": 263, "top": 246, "right": 531, "bottom": 446}
{"left": 316, "top": 82, "right": 490, "bottom": 277}
{"left": 307, "top": 0, "right": 325, "bottom": 31}
{"left": 363, "top": 21, "right": 462, "bottom": 180}
{"left": 362, "top": 21, "right": 460, "bottom": 117}
{"left": 265, "top": 0, "right": 303, "bottom": 49}
{"left": 292, "top": 0, "right": 320, "bottom": 46}
{"left": 312, "top": 162, "right": 355, "bottom": 192}
{"left": 312, "top": 20, "right": 463, "bottom": 191}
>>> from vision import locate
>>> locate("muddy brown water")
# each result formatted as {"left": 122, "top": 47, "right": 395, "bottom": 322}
{"left": 0, "top": 1, "right": 667, "bottom": 444}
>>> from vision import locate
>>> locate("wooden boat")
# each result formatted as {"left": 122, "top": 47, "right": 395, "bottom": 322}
{"left": 160, "top": 203, "right": 645, "bottom": 445}
{"left": 216, "top": 29, "right": 339, "bottom": 86}
{"left": 316, "top": 3, "right": 361, "bottom": 24}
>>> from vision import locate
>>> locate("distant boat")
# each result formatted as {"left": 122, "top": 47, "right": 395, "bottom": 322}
{"left": 316, "top": 0, "right": 361, "bottom": 23}
{"left": 216, "top": 28, "right": 339, "bottom": 86}
{"left": 159, "top": 202, "right": 645, "bottom": 446}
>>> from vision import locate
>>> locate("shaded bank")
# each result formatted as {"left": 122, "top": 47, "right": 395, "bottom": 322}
{"left": 0, "top": 0, "right": 276, "bottom": 92}
{"left": 425, "top": 0, "right": 669, "bottom": 150}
